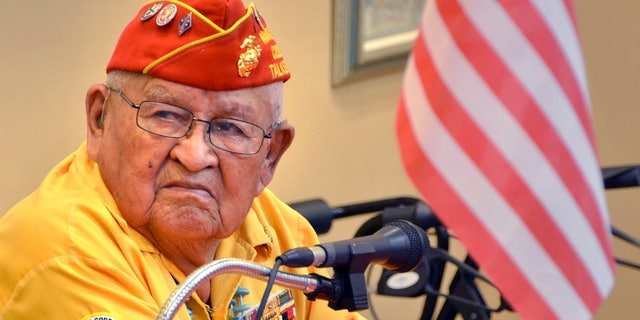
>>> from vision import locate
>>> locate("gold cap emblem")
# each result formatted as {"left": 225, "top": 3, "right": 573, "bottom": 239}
{"left": 237, "top": 35, "right": 262, "bottom": 77}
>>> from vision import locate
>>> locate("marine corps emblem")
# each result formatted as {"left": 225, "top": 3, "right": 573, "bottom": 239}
{"left": 237, "top": 35, "right": 262, "bottom": 77}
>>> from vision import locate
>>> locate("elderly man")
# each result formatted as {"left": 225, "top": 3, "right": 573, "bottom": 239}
{"left": 0, "top": 1, "right": 364, "bottom": 319}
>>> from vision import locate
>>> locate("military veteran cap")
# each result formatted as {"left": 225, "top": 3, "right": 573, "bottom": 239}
{"left": 106, "top": 0, "right": 290, "bottom": 91}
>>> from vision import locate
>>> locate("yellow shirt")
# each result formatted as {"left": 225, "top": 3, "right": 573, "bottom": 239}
{"left": 0, "top": 143, "right": 364, "bottom": 320}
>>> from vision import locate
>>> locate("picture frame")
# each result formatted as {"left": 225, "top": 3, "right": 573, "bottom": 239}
{"left": 332, "top": 0, "right": 426, "bottom": 86}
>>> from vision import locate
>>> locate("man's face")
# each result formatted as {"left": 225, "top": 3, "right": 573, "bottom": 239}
{"left": 86, "top": 76, "right": 289, "bottom": 257}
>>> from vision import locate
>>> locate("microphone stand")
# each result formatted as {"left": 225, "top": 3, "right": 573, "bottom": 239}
{"left": 329, "top": 259, "right": 373, "bottom": 311}
{"left": 155, "top": 258, "right": 365, "bottom": 320}
{"left": 289, "top": 197, "right": 424, "bottom": 235}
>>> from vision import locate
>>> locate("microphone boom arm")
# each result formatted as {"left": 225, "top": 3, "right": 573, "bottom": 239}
{"left": 156, "top": 258, "right": 334, "bottom": 320}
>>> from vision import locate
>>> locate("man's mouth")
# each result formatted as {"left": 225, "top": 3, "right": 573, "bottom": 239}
{"left": 164, "top": 182, "right": 214, "bottom": 199}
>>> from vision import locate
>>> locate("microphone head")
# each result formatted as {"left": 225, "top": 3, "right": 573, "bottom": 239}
{"left": 385, "top": 220, "right": 430, "bottom": 273}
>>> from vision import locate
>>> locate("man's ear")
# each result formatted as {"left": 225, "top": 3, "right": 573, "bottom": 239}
{"left": 256, "top": 121, "right": 295, "bottom": 194}
{"left": 85, "top": 84, "right": 110, "bottom": 161}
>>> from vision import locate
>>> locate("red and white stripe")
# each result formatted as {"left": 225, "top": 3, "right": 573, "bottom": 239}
{"left": 396, "top": 0, "right": 615, "bottom": 319}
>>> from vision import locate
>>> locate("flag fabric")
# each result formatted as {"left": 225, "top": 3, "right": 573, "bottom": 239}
{"left": 396, "top": 0, "right": 615, "bottom": 319}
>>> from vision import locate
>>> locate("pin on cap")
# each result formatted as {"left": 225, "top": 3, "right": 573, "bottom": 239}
{"left": 156, "top": 3, "right": 177, "bottom": 26}
{"left": 178, "top": 12, "right": 192, "bottom": 36}
{"left": 238, "top": 35, "right": 262, "bottom": 78}
{"left": 251, "top": 5, "right": 266, "bottom": 30}
{"left": 140, "top": 1, "right": 164, "bottom": 21}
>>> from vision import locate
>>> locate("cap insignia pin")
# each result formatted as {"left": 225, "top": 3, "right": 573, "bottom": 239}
{"left": 251, "top": 6, "right": 266, "bottom": 30}
{"left": 237, "top": 35, "right": 262, "bottom": 78}
{"left": 140, "top": 2, "right": 164, "bottom": 21}
{"left": 178, "top": 12, "right": 192, "bottom": 36}
{"left": 156, "top": 3, "right": 177, "bottom": 27}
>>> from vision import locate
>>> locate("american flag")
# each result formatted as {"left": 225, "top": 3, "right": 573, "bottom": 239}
{"left": 396, "top": 0, "right": 616, "bottom": 319}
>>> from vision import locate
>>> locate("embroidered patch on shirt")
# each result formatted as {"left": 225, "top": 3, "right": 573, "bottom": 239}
{"left": 82, "top": 312, "right": 117, "bottom": 320}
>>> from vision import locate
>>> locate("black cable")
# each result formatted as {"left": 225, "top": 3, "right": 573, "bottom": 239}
{"left": 254, "top": 258, "right": 284, "bottom": 320}
{"left": 615, "top": 257, "right": 640, "bottom": 270}
{"left": 610, "top": 226, "right": 640, "bottom": 269}
{"left": 612, "top": 226, "right": 640, "bottom": 247}
{"left": 422, "top": 286, "right": 508, "bottom": 315}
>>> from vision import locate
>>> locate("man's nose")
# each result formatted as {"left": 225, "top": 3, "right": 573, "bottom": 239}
{"left": 170, "top": 119, "right": 219, "bottom": 171}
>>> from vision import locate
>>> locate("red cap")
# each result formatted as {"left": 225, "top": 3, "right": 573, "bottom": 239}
{"left": 106, "top": 0, "right": 290, "bottom": 91}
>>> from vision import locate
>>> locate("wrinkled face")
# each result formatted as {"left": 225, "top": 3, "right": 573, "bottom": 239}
{"left": 86, "top": 76, "right": 290, "bottom": 250}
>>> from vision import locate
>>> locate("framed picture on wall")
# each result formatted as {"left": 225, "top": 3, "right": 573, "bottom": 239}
{"left": 332, "top": 0, "right": 426, "bottom": 86}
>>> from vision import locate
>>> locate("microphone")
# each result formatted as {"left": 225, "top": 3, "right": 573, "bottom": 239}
{"left": 279, "top": 220, "right": 430, "bottom": 273}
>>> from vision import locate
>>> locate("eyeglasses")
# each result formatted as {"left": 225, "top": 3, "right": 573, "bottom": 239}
{"left": 106, "top": 85, "right": 275, "bottom": 155}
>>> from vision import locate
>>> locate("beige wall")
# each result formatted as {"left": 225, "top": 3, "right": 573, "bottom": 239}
{"left": 1, "top": 1, "right": 638, "bottom": 319}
